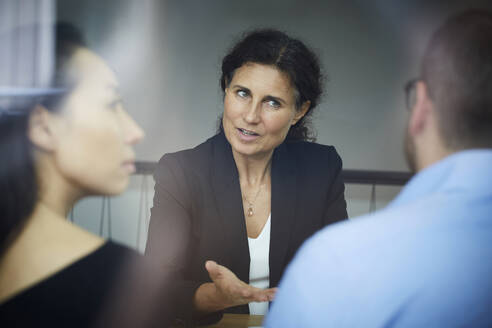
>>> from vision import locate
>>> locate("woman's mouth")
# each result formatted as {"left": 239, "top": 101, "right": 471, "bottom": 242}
{"left": 238, "top": 128, "right": 259, "bottom": 136}
{"left": 122, "top": 160, "right": 136, "bottom": 174}
{"left": 237, "top": 128, "right": 260, "bottom": 141}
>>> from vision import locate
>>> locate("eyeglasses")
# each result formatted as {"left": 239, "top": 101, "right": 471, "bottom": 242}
{"left": 404, "top": 78, "right": 420, "bottom": 111}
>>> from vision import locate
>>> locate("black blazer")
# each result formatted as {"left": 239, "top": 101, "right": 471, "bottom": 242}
{"left": 145, "top": 132, "right": 348, "bottom": 320}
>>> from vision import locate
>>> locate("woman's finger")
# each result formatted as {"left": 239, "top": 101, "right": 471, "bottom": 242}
{"left": 245, "top": 286, "right": 272, "bottom": 302}
{"left": 266, "top": 287, "right": 277, "bottom": 301}
{"left": 205, "top": 260, "right": 221, "bottom": 281}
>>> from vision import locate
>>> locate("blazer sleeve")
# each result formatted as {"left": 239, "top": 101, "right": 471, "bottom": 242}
{"left": 323, "top": 149, "right": 349, "bottom": 225}
{"left": 145, "top": 154, "right": 223, "bottom": 325}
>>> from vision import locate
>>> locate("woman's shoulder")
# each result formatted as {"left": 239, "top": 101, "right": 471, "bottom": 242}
{"left": 156, "top": 134, "right": 222, "bottom": 170}
{"left": 280, "top": 141, "right": 344, "bottom": 181}
{"left": 285, "top": 140, "right": 341, "bottom": 162}
{"left": 152, "top": 134, "right": 227, "bottom": 190}
{"left": 0, "top": 241, "right": 149, "bottom": 327}
{"left": 92, "top": 240, "right": 141, "bottom": 262}
{"left": 43, "top": 241, "right": 142, "bottom": 281}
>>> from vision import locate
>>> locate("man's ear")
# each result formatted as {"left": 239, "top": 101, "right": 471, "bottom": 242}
{"left": 292, "top": 100, "right": 311, "bottom": 125}
{"left": 28, "top": 105, "right": 59, "bottom": 152}
{"left": 408, "top": 82, "right": 432, "bottom": 138}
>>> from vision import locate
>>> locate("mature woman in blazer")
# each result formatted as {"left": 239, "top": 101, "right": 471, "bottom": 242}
{"left": 146, "top": 29, "right": 348, "bottom": 323}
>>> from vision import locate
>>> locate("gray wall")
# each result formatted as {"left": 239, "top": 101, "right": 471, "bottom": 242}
{"left": 57, "top": 0, "right": 492, "bottom": 250}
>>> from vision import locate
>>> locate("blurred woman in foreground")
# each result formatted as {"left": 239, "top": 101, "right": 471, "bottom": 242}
{"left": 0, "top": 24, "right": 177, "bottom": 327}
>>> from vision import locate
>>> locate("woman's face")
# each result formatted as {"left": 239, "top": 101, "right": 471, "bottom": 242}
{"left": 222, "top": 63, "right": 308, "bottom": 158}
{"left": 45, "top": 48, "right": 144, "bottom": 196}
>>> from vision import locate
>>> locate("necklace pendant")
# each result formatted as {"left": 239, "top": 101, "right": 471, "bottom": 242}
{"left": 247, "top": 207, "right": 254, "bottom": 217}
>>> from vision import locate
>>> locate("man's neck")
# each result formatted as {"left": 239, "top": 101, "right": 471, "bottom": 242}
{"left": 417, "top": 142, "right": 453, "bottom": 172}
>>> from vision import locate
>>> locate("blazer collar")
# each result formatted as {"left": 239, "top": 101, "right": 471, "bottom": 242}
{"left": 210, "top": 133, "right": 298, "bottom": 286}
{"left": 269, "top": 142, "right": 298, "bottom": 287}
{"left": 211, "top": 133, "right": 250, "bottom": 281}
{"left": 211, "top": 132, "right": 238, "bottom": 189}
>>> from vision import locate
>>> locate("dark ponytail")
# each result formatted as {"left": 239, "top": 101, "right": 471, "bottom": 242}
{"left": 0, "top": 113, "right": 37, "bottom": 247}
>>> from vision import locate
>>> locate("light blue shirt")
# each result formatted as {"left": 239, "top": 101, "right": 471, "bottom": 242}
{"left": 266, "top": 150, "right": 492, "bottom": 328}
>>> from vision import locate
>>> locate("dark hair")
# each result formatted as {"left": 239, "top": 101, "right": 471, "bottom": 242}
{"left": 0, "top": 22, "right": 86, "bottom": 248}
{"left": 422, "top": 9, "right": 492, "bottom": 150}
{"left": 219, "top": 29, "right": 323, "bottom": 142}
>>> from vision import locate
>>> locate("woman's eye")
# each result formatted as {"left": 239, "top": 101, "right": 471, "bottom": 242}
{"left": 266, "top": 100, "right": 281, "bottom": 108}
{"left": 108, "top": 99, "right": 122, "bottom": 110}
{"left": 237, "top": 90, "right": 248, "bottom": 98}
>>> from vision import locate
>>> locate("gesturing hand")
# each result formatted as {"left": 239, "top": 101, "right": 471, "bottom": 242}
{"left": 205, "top": 260, "right": 277, "bottom": 308}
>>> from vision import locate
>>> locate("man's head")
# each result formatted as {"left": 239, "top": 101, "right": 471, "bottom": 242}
{"left": 405, "top": 10, "right": 492, "bottom": 172}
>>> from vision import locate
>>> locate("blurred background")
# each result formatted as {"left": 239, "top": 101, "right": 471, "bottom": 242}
{"left": 6, "top": 0, "right": 492, "bottom": 251}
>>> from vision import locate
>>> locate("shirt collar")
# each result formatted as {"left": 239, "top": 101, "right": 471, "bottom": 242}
{"left": 388, "top": 149, "right": 492, "bottom": 209}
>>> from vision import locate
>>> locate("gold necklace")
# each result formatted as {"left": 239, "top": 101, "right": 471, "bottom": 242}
{"left": 244, "top": 184, "right": 263, "bottom": 217}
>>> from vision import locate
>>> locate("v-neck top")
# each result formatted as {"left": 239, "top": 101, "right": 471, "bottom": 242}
{"left": 0, "top": 242, "right": 139, "bottom": 327}
{"left": 248, "top": 214, "right": 271, "bottom": 315}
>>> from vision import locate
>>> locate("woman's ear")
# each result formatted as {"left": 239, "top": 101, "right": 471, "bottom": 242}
{"left": 292, "top": 100, "right": 311, "bottom": 125}
{"left": 28, "top": 105, "right": 58, "bottom": 152}
{"left": 223, "top": 76, "right": 230, "bottom": 94}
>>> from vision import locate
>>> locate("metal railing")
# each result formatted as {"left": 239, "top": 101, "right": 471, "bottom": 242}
{"left": 135, "top": 161, "right": 413, "bottom": 186}
{"left": 71, "top": 162, "right": 411, "bottom": 248}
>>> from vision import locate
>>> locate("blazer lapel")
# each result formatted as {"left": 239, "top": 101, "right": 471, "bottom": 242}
{"left": 270, "top": 143, "right": 298, "bottom": 287}
{"left": 210, "top": 133, "right": 251, "bottom": 282}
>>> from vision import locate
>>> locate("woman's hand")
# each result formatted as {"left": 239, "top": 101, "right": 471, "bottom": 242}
{"left": 193, "top": 260, "right": 277, "bottom": 313}
{"left": 206, "top": 260, "right": 276, "bottom": 306}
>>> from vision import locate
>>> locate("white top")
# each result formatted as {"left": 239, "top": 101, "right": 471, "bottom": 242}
{"left": 247, "top": 214, "right": 271, "bottom": 315}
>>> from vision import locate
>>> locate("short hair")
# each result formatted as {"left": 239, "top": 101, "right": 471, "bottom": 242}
{"left": 421, "top": 9, "right": 492, "bottom": 149}
{"left": 220, "top": 29, "right": 323, "bottom": 142}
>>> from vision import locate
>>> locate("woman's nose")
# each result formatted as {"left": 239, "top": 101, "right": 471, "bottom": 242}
{"left": 122, "top": 110, "right": 145, "bottom": 145}
{"left": 244, "top": 101, "right": 261, "bottom": 124}
{"left": 128, "top": 120, "right": 145, "bottom": 145}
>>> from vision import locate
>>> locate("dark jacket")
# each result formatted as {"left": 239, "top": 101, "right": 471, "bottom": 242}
{"left": 145, "top": 132, "right": 348, "bottom": 322}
